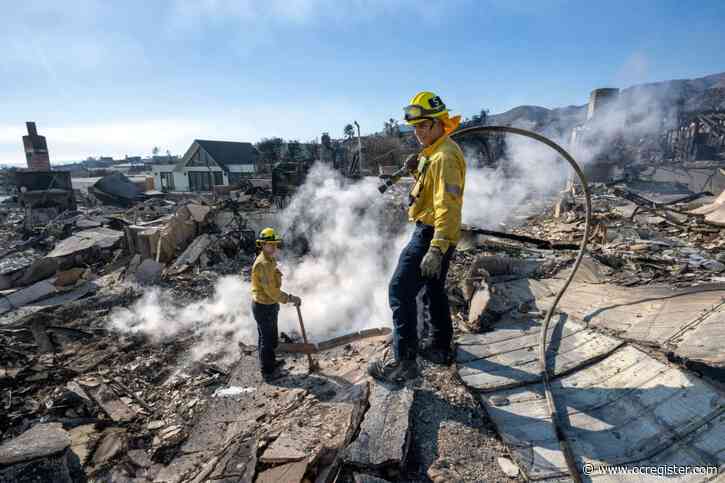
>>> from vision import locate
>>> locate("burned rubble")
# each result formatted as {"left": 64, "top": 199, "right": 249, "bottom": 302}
{"left": 0, "top": 166, "right": 517, "bottom": 482}
{"left": 454, "top": 176, "right": 725, "bottom": 334}
{"left": 1, "top": 123, "right": 725, "bottom": 483}
{"left": 449, "top": 167, "right": 725, "bottom": 479}
{"left": 0, "top": 174, "right": 286, "bottom": 480}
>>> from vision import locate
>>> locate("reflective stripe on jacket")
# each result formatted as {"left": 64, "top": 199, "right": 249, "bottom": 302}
{"left": 408, "top": 135, "right": 466, "bottom": 253}
{"left": 251, "top": 252, "right": 290, "bottom": 304}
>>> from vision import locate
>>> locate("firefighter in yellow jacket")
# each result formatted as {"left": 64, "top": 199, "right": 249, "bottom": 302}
{"left": 251, "top": 227, "right": 301, "bottom": 380}
{"left": 369, "top": 91, "right": 466, "bottom": 383}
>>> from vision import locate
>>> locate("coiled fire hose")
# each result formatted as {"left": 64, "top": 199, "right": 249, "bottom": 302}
{"left": 381, "top": 126, "right": 591, "bottom": 482}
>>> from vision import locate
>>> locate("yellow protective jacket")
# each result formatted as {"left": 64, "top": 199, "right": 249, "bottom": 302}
{"left": 408, "top": 131, "right": 466, "bottom": 253}
{"left": 250, "top": 252, "right": 290, "bottom": 305}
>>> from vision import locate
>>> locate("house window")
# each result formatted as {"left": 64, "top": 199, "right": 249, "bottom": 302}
{"left": 160, "top": 172, "right": 175, "bottom": 191}
{"left": 213, "top": 171, "right": 224, "bottom": 186}
{"left": 188, "top": 172, "right": 212, "bottom": 192}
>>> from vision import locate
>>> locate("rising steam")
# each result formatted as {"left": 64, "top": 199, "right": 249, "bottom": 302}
{"left": 462, "top": 136, "right": 570, "bottom": 228}
{"left": 110, "top": 165, "right": 409, "bottom": 364}
{"left": 462, "top": 85, "right": 672, "bottom": 228}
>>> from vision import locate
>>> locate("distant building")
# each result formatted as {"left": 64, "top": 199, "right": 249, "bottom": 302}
{"left": 22, "top": 122, "right": 51, "bottom": 171}
{"left": 152, "top": 139, "right": 259, "bottom": 192}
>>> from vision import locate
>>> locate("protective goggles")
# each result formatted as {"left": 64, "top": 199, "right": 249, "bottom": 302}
{"left": 403, "top": 104, "right": 441, "bottom": 123}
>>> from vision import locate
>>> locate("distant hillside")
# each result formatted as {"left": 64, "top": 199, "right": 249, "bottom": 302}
{"left": 488, "top": 104, "right": 586, "bottom": 139}
{"left": 487, "top": 71, "right": 725, "bottom": 138}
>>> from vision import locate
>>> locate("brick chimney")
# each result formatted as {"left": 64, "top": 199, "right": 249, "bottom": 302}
{"left": 22, "top": 121, "right": 51, "bottom": 171}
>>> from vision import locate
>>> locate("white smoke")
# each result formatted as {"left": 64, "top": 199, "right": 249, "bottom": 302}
{"left": 462, "top": 136, "right": 570, "bottom": 228}
{"left": 570, "top": 86, "right": 672, "bottom": 167}
{"left": 110, "top": 164, "right": 408, "bottom": 364}
{"left": 110, "top": 275, "right": 256, "bottom": 364}
{"left": 461, "top": 83, "right": 674, "bottom": 228}
{"left": 276, "top": 165, "right": 409, "bottom": 339}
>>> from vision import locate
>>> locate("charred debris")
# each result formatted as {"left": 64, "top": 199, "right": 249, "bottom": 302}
{"left": 0, "top": 102, "right": 725, "bottom": 481}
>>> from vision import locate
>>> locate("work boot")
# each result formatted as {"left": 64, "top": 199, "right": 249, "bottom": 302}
{"left": 367, "top": 350, "right": 418, "bottom": 384}
{"left": 419, "top": 343, "right": 452, "bottom": 366}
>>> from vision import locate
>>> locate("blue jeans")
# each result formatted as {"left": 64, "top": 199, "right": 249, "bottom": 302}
{"left": 252, "top": 302, "right": 279, "bottom": 374}
{"left": 389, "top": 223, "right": 453, "bottom": 361}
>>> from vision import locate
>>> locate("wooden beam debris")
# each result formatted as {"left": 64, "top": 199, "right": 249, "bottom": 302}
{"left": 166, "top": 233, "right": 212, "bottom": 275}
{"left": 612, "top": 187, "right": 724, "bottom": 227}
{"left": 277, "top": 327, "right": 391, "bottom": 354}
{"left": 463, "top": 226, "right": 580, "bottom": 250}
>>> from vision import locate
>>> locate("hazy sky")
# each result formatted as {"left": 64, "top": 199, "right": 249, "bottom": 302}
{"left": 1, "top": 0, "right": 724, "bottom": 165}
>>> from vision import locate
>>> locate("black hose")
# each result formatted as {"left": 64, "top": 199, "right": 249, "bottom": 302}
{"left": 452, "top": 125, "right": 591, "bottom": 483}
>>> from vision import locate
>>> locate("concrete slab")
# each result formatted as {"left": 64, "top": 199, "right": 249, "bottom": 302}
{"left": 476, "top": 346, "right": 725, "bottom": 481}
{"left": 456, "top": 319, "right": 623, "bottom": 392}
{"left": 517, "top": 279, "right": 725, "bottom": 370}
{"left": 546, "top": 283, "right": 725, "bottom": 345}
{"left": 670, "top": 302, "right": 725, "bottom": 368}
{"left": 344, "top": 384, "right": 414, "bottom": 471}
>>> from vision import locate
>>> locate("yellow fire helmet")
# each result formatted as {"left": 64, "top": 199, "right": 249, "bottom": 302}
{"left": 256, "top": 227, "right": 282, "bottom": 247}
{"left": 404, "top": 91, "right": 450, "bottom": 125}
